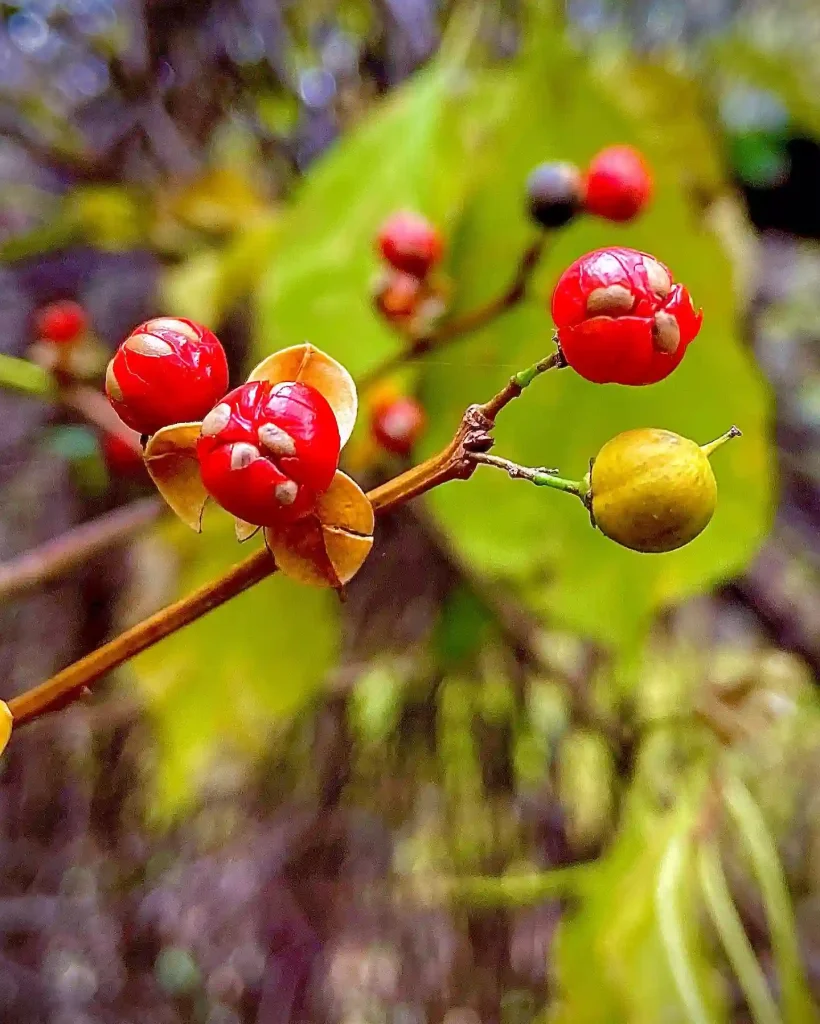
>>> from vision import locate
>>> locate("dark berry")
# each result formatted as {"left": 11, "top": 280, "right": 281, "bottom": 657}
{"left": 526, "top": 162, "right": 583, "bottom": 228}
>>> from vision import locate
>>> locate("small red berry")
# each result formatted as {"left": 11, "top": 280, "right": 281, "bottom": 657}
{"left": 583, "top": 145, "right": 653, "bottom": 222}
{"left": 102, "top": 432, "right": 145, "bottom": 477}
{"left": 106, "top": 317, "right": 229, "bottom": 436}
{"left": 373, "top": 270, "right": 425, "bottom": 323}
{"left": 197, "top": 379, "right": 341, "bottom": 527}
{"left": 377, "top": 211, "right": 443, "bottom": 279}
{"left": 371, "top": 396, "right": 426, "bottom": 457}
{"left": 36, "top": 300, "right": 87, "bottom": 345}
{"left": 551, "top": 247, "right": 702, "bottom": 385}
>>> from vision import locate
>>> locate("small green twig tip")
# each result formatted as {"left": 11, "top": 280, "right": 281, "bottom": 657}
{"left": 701, "top": 425, "right": 743, "bottom": 458}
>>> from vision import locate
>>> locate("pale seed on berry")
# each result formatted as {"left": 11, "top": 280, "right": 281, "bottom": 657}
{"left": 105, "top": 361, "right": 123, "bottom": 401}
{"left": 124, "top": 333, "right": 174, "bottom": 357}
{"left": 642, "top": 258, "right": 671, "bottom": 299}
{"left": 586, "top": 284, "right": 635, "bottom": 317}
{"left": 275, "top": 480, "right": 298, "bottom": 505}
{"left": 201, "top": 403, "right": 232, "bottom": 436}
{"left": 258, "top": 423, "right": 297, "bottom": 458}
{"left": 145, "top": 318, "right": 200, "bottom": 341}
{"left": 230, "top": 442, "right": 260, "bottom": 470}
{"left": 652, "top": 312, "right": 680, "bottom": 354}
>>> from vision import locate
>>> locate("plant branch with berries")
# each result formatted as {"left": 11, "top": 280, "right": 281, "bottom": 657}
{"left": 0, "top": 144, "right": 742, "bottom": 756}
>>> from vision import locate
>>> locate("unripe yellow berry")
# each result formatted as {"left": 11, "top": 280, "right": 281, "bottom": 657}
{"left": 588, "top": 426, "right": 739, "bottom": 553}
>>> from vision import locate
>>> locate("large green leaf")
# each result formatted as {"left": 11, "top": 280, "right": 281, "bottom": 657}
{"left": 256, "top": 35, "right": 480, "bottom": 377}
{"left": 419, "top": 40, "right": 774, "bottom": 656}
{"left": 254, "top": 19, "right": 773, "bottom": 658}
{"left": 130, "top": 510, "right": 339, "bottom": 816}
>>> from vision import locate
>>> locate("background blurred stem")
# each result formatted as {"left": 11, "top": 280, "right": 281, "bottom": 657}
{"left": 0, "top": 498, "right": 163, "bottom": 605}
{"left": 358, "top": 235, "right": 548, "bottom": 390}
{"left": 427, "top": 864, "right": 589, "bottom": 907}
{"left": 697, "top": 836, "right": 782, "bottom": 1024}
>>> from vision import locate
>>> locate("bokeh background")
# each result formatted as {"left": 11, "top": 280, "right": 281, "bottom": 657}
{"left": 0, "top": 1, "right": 819, "bottom": 1022}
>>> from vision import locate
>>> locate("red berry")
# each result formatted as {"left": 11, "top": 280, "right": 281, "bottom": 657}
{"left": 35, "top": 300, "right": 87, "bottom": 345}
{"left": 371, "top": 396, "right": 426, "bottom": 457}
{"left": 373, "top": 269, "right": 425, "bottom": 323}
{"left": 551, "top": 247, "right": 702, "bottom": 385}
{"left": 102, "top": 432, "right": 145, "bottom": 477}
{"left": 197, "top": 379, "right": 341, "bottom": 527}
{"left": 105, "top": 318, "right": 229, "bottom": 436}
{"left": 583, "top": 145, "right": 653, "bottom": 222}
{"left": 377, "top": 211, "right": 443, "bottom": 278}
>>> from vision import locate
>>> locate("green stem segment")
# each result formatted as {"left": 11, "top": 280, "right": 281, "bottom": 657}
{"left": 512, "top": 350, "right": 563, "bottom": 390}
{"left": 701, "top": 425, "right": 742, "bottom": 458}
{"left": 469, "top": 450, "right": 587, "bottom": 499}
{"left": 432, "top": 865, "right": 588, "bottom": 908}
{"left": 0, "top": 353, "right": 55, "bottom": 398}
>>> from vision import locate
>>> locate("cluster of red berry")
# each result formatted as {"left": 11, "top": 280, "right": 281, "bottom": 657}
{"left": 104, "top": 321, "right": 374, "bottom": 585}
{"left": 527, "top": 144, "right": 653, "bottom": 228}
{"left": 34, "top": 300, "right": 146, "bottom": 478}
{"left": 106, "top": 318, "right": 348, "bottom": 528}
{"left": 372, "top": 211, "right": 448, "bottom": 336}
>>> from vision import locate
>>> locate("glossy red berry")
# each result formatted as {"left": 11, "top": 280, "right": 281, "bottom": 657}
{"left": 371, "top": 396, "right": 426, "bottom": 457}
{"left": 377, "top": 211, "right": 443, "bottom": 279}
{"left": 551, "top": 247, "right": 702, "bottom": 385}
{"left": 583, "top": 145, "right": 653, "bottom": 222}
{"left": 36, "top": 300, "right": 87, "bottom": 345}
{"left": 102, "top": 432, "right": 145, "bottom": 477}
{"left": 526, "top": 162, "right": 583, "bottom": 228}
{"left": 106, "top": 318, "right": 229, "bottom": 436}
{"left": 197, "top": 380, "right": 341, "bottom": 527}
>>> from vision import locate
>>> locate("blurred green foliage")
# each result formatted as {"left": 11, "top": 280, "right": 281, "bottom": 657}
{"left": 133, "top": 511, "right": 339, "bottom": 815}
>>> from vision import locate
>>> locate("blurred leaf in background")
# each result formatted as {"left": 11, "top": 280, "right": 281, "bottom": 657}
{"left": 550, "top": 790, "right": 727, "bottom": 1024}
{"left": 131, "top": 511, "right": 339, "bottom": 815}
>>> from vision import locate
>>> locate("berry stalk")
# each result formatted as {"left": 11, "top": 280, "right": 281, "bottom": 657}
{"left": 469, "top": 451, "right": 586, "bottom": 497}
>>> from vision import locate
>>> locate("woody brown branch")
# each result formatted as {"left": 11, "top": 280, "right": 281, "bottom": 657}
{"left": 7, "top": 352, "right": 561, "bottom": 730}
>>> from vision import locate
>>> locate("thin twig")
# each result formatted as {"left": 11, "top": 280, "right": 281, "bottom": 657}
{"left": 474, "top": 347, "right": 565, "bottom": 423}
{"left": 0, "top": 498, "right": 163, "bottom": 605}
{"left": 357, "top": 236, "right": 548, "bottom": 390}
{"left": 60, "top": 385, "right": 143, "bottom": 451}
{"left": 7, "top": 355, "right": 563, "bottom": 731}
{"left": 469, "top": 447, "right": 583, "bottom": 497}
